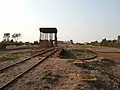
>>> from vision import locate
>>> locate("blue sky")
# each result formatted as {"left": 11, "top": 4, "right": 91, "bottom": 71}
{"left": 0, "top": 0, "right": 120, "bottom": 43}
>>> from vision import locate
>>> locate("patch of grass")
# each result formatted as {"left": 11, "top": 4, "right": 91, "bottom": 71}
{"left": 0, "top": 50, "right": 40, "bottom": 62}
{"left": 60, "top": 50, "right": 77, "bottom": 59}
{"left": 70, "top": 49, "right": 96, "bottom": 60}
{"left": 0, "top": 52, "right": 27, "bottom": 62}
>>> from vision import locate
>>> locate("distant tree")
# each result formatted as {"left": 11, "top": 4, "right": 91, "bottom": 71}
{"left": 91, "top": 41, "right": 100, "bottom": 46}
{"left": 118, "top": 35, "right": 120, "bottom": 42}
{"left": 70, "top": 40, "right": 74, "bottom": 44}
{"left": 101, "top": 38, "right": 107, "bottom": 46}
{"left": 90, "top": 36, "right": 120, "bottom": 48}
{"left": 19, "top": 41, "right": 24, "bottom": 45}
{"left": 107, "top": 40, "right": 112, "bottom": 47}
{"left": 113, "top": 39, "right": 117, "bottom": 43}
{"left": 0, "top": 42, "right": 6, "bottom": 49}
{"left": 34, "top": 41, "right": 39, "bottom": 45}
{"left": 9, "top": 39, "right": 14, "bottom": 45}
{"left": 3, "top": 33, "right": 10, "bottom": 41}
{"left": 10, "top": 39, "right": 13, "bottom": 43}
{"left": 12, "top": 33, "right": 21, "bottom": 41}
{"left": 25, "top": 42, "right": 30, "bottom": 45}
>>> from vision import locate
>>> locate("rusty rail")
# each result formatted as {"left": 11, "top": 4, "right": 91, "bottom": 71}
{"left": 0, "top": 48, "right": 58, "bottom": 90}
{"left": 0, "top": 47, "right": 54, "bottom": 72}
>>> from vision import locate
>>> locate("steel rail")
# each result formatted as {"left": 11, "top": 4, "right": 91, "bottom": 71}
{"left": 0, "top": 48, "right": 54, "bottom": 72}
{"left": 0, "top": 48, "right": 58, "bottom": 90}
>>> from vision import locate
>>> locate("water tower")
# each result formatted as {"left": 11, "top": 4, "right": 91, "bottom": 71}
{"left": 39, "top": 28, "right": 57, "bottom": 47}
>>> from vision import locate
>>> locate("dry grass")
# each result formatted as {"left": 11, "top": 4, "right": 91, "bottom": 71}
{"left": 0, "top": 51, "right": 39, "bottom": 62}
{"left": 70, "top": 49, "right": 96, "bottom": 60}
{"left": 0, "top": 53, "right": 25, "bottom": 62}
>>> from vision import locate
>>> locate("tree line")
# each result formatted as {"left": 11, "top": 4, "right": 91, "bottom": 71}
{"left": 89, "top": 35, "right": 120, "bottom": 48}
{"left": 0, "top": 33, "right": 23, "bottom": 49}
{"left": 3, "top": 33, "right": 21, "bottom": 42}
{"left": 0, "top": 33, "right": 40, "bottom": 49}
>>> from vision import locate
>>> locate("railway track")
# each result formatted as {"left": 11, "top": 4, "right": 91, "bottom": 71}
{"left": 0, "top": 48, "right": 59, "bottom": 90}
{"left": 0, "top": 48, "right": 53, "bottom": 72}
{"left": 87, "top": 50, "right": 120, "bottom": 83}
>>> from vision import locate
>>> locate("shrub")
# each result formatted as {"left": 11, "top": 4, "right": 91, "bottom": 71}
{"left": 0, "top": 42, "right": 6, "bottom": 49}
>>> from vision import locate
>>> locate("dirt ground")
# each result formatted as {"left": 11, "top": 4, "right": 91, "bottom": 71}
{"left": 4, "top": 57, "right": 105, "bottom": 90}
{"left": 63, "top": 45, "right": 120, "bottom": 89}
{"left": 0, "top": 49, "right": 41, "bottom": 69}
{"left": 1, "top": 45, "right": 120, "bottom": 90}
{"left": 5, "top": 57, "right": 120, "bottom": 90}
{"left": 86, "top": 45, "right": 120, "bottom": 60}
{"left": 87, "top": 45, "right": 120, "bottom": 53}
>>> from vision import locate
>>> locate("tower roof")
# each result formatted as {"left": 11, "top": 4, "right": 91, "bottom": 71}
{"left": 39, "top": 28, "right": 57, "bottom": 33}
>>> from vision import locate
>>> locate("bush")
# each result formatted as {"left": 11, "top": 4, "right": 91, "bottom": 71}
{"left": 0, "top": 42, "right": 6, "bottom": 49}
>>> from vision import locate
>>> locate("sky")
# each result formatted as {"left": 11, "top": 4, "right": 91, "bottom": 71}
{"left": 0, "top": 0, "right": 120, "bottom": 43}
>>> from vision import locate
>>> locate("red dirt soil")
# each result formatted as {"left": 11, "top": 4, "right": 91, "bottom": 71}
{"left": 87, "top": 47, "right": 120, "bottom": 60}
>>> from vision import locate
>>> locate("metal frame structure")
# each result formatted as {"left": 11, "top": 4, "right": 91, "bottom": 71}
{"left": 39, "top": 28, "right": 57, "bottom": 47}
